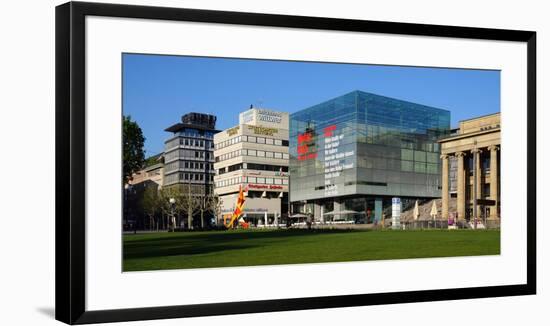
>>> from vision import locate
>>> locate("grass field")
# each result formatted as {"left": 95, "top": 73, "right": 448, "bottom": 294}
{"left": 123, "top": 229, "right": 500, "bottom": 271}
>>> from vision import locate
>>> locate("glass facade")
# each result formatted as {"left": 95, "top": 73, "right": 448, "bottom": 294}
{"left": 289, "top": 90, "right": 450, "bottom": 207}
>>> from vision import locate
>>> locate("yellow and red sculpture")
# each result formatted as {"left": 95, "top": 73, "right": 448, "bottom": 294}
{"left": 224, "top": 185, "right": 249, "bottom": 229}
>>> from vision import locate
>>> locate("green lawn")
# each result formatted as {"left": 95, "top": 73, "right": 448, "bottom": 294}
{"left": 123, "top": 229, "right": 500, "bottom": 271}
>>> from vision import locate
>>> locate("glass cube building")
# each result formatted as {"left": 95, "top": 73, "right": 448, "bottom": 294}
{"left": 289, "top": 90, "right": 450, "bottom": 222}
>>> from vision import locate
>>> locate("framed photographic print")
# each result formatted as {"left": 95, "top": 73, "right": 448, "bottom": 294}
{"left": 56, "top": 1, "right": 536, "bottom": 324}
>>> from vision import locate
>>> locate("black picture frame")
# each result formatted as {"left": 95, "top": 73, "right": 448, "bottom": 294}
{"left": 55, "top": 1, "right": 537, "bottom": 324}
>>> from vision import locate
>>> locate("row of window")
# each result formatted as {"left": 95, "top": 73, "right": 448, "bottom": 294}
{"left": 165, "top": 160, "right": 215, "bottom": 173}
{"left": 216, "top": 176, "right": 289, "bottom": 188}
{"left": 215, "top": 135, "right": 289, "bottom": 150}
{"left": 215, "top": 149, "right": 290, "bottom": 162}
{"left": 165, "top": 172, "right": 215, "bottom": 184}
{"left": 174, "top": 130, "right": 215, "bottom": 139}
{"left": 400, "top": 161, "right": 439, "bottom": 174}
{"left": 400, "top": 149, "right": 439, "bottom": 163}
{"left": 164, "top": 149, "right": 212, "bottom": 162}
{"left": 165, "top": 137, "right": 215, "bottom": 150}
{"left": 178, "top": 173, "right": 214, "bottom": 182}
{"left": 218, "top": 163, "right": 289, "bottom": 175}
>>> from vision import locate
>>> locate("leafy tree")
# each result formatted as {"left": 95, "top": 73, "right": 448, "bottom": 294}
{"left": 143, "top": 155, "right": 161, "bottom": 168}
{"left": 123, "top": 115, "right": 145, "bottom": 183}
{"left": 159, "top": 187, "right": 183, "bottom": 231}
{"left": 141, "top": 186, "right": 160, "bottom": 231}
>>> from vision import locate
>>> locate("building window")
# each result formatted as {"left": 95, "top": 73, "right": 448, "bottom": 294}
{"left": 274, "top": 139, "right": 282, "bottom": 146}
{"left": 266, "top": 138, "right": 274, "bottom": 145}
{"left": 414, "top": 162, "right": 426, "bottom": 173}
{"left": 484, "top": 183, "right": 491, "bottom": 197}
{"left": 401, "top": 161, "right": 414, "bottom": 172}
{"left": 426, "top": 163, "right": 438, "bottom": 174}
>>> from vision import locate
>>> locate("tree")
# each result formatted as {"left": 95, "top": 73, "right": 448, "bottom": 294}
{"left": 141, "top": 186, "right": 160, "bottom": 231}
{"left": 158, "top": 187, "right": 182, "bottom": 231}
{"left": 198, "top": 194, "right": 218, "bottom": 229}
{"left": 158, "top": 185, "right": 199, "bottom": 231}
{"left": 181, "top": 182, "right": 200, "bottom": 230}
{"left": 206, "top": 194, "right": 223, "bottom": 226}
{"left": 123, "top": 115, "right": 145, "bottom": 184}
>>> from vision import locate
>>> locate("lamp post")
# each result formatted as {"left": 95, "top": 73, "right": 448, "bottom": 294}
{"left": 169, "top": 197, "right": 176, "bottom": 231}
{"left": 473, "top": 141, "right": 478, "bottom": 230}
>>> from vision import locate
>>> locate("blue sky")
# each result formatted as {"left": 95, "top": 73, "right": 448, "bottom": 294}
{"left": 123, "top": 54, "right": 500, "bottom": 156}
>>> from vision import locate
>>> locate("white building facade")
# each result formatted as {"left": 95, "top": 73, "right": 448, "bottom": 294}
{"left": 214, "top": 108, "right": 290, "bottom": 226}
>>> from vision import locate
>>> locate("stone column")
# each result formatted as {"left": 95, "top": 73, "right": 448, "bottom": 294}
{"left": 455, "top": 152, "right": 466, "bottom": 220}
{"left": 472, "top": 148, "right": 482, "bottom": 218}
{"left": 440, "top": 154, "right": 449, "bottom": 220}
{"left": 488, "top": 145, "right": 500, "bottom": 219}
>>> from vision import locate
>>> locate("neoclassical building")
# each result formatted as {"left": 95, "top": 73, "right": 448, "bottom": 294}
{"left": 438, "top": 113, "right": 500, "bottom": 221}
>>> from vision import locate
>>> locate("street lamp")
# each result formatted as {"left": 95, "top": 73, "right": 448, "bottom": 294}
{"left": 473, "top": 140, "right": 478, "bottom": 230}
{"left": 169, "top": 197, "right": 176, "bottom": 231}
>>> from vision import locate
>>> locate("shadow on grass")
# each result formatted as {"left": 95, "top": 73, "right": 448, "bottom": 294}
{"left": 123, "top": 229, "right": 362, "bottom": 260}
{"left": 128, "top": 228, "right": 362, "bottom": 242}
{"left": 123, "top": 243, "right": 257, "bottom": 260}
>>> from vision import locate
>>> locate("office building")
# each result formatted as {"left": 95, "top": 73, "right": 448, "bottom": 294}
{"left": 214, "top": 108, "right": 290, "bottom": 226}
{"left": 163, "top": 112, "right": 218, "bottom": 195}
{"left": 289, "top": 90, "right": 450, "bottom": 223}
